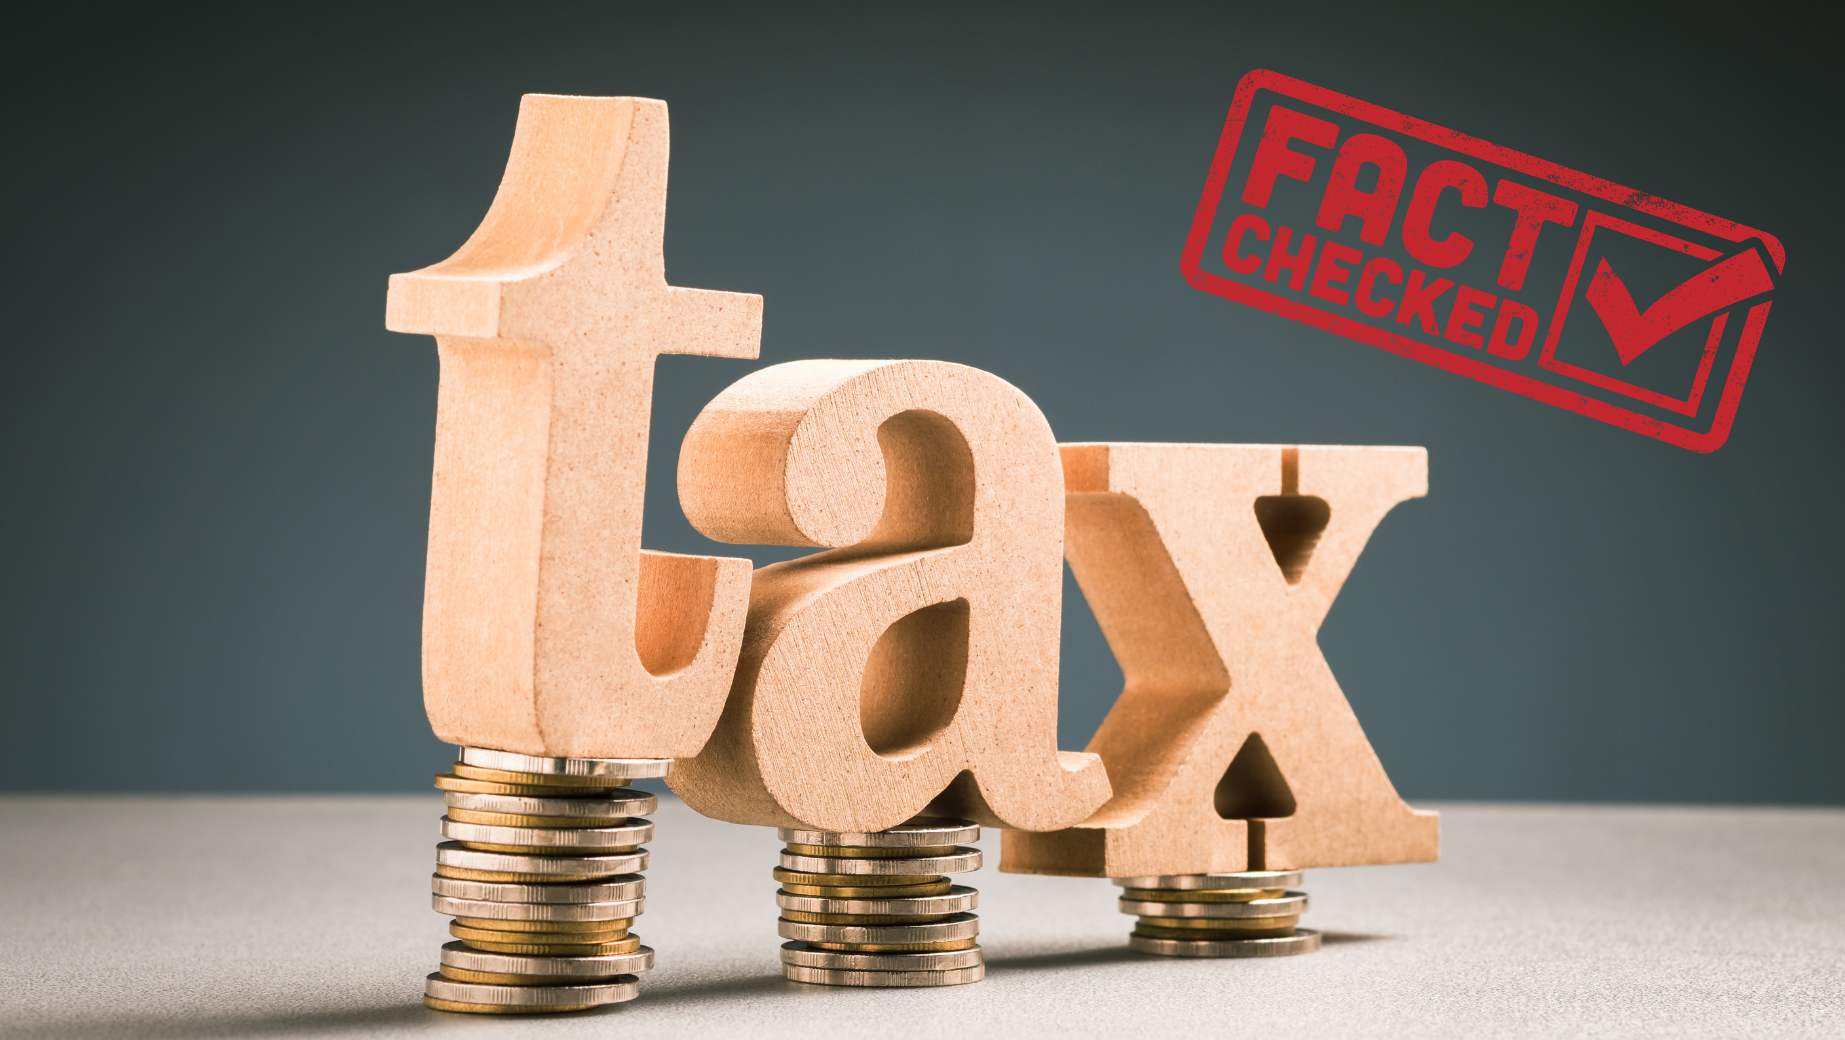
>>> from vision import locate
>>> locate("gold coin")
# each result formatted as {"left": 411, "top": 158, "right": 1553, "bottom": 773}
{"left": 777, "top": 910, "right": 947, "bottom": 926}
{"left": 434, "top": 773, "right": 626, "bottom": 797}
{"left": 446, "top": 808, "right": 628, "bottom": 830}
{"left": 452, "top": 917, "right": 634, "bottom": 935}
{"left": 423, "top": 997, "right": 595, "bottom": 1014}
{"left": 807, "top": 938, "right": 978, "bottom": 953}
{"left": 457, "top": 934, "right": 643, "bottom": 956}
{"left": 1133, "top": 924, "right": 1297, "bottom": 941}
{"left": 779, "top": 880, "right": 953, "bottom": 898}
{"left": 773, "top": 868, "right": 941, "bottom": 887}
{"left": 437, "top": 966, "right": 623, "bottom": 986}
{"left": 451, "top": 763, "right": 631, "bottom": 788}
{"left": 454, "top": 840, "right": 643, "bottom": 856}
{"left": 1136, "top": 914, "right": 1298, "bottom": 931}
{"left": 782, "top": 844, "right": 958, "bottom": 859}
{"left": 435, "top": 864, "right": 614, "bottom": 884}
{"left": 1121, "top": 887, "right": 1285, "bottom": 903}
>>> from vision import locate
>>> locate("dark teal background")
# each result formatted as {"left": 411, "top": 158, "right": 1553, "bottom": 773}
{"left": 3, "top": 2, "right": 1838, "bottom": 801}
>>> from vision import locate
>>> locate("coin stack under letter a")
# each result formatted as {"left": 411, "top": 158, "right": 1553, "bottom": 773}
{"left": 774, "top": 818, "right": 984, "bottom": 987}
{"left": 1115, "top": 870, "right": 1321, "bottom": 957}
{"left": 423, "top": 747, "right": 668, "bottom": 1014}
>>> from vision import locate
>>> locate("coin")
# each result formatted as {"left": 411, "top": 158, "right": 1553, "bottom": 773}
{"left": 1131, "top": 921, "right": 1297, "bottom": 940}
{"left": 779, "top": 941, "right": 983, "bottom": 971}
{"left": 451, "top": 918, "right": 633, "bottom": 938}
{"left": 807, "top": 938, "right": 978, "bottom": 953}
{"left": 443, "top": 790, "right": 657, "bottom": 818}
{"left": 782, "top": 843, "right": 959, "bottom": 859}
{"left": 439, "top": 940, "right": 653, "bottom": 979}
{"left": 1118, "top": 893, "right": 1308, "bottom": 919}
{"left": 1134, "top": 915, "right": 1299, "bottom": 931}
{"left": 434, "top": 773, "right": 629, "bottom": 797}
{"left": 782, "top": 963, "right": 985, "bottom": 987}
{"left": 778, "top": 912, "right": 979, "bottom": 945}
{"left": 451, "top": 763, "right": 633, "bottom": 788}
{"left": 772, "top": 868, "right": 942, "bottom": 888}
{"left": 436, "top": 841, "right": 646, "bottom": 880}
{"left": 460, "top": 747, "right": 672, "bottom": 779}
{"left": 453, "top": 932, "right": 643, "bottom": 957}
{"left": 779, "top": 817, "right": 980, "bottom": 848}
{"left": 432, "top": 874, "right": 646, "bottom": 904}
{"left": 778, "top": 910, "right": 945, "bottom": 925}
{"left": 440, "top": 816, "right": 653, "bottom": 850}
{"left": 778, "top": 848, "right": 980, "bottom": 876}
{"left": 447, "top": 808, "right": 639, "bottom": 830}
{"left": 436, "top": 895, "right": 643, "bottom": 922}
{"left": 776, "top": 886, "right": 977, "bottom": 917}
{"left": 423, "top": 972, "right": 638, "bottom": 1009}
{"left": 1111, "top": 870, "right": 1304, "bottom": 890}
{"left": 1127, "top": 929, "right": 1322, "bottom": 958}
{"left": 779, "top": 880, "right": 953, "bottom": 898}
{"left": 1119, "top": 887, "right": 1286, "bottom": 903}
{"left": 423, "top": 998, "right": 596, "bottom": 1014}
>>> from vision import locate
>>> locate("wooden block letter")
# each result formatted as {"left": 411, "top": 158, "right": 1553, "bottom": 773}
{"left": 1002, "top": 444, "right": 1437, "bottom": 877}
{"left": 384, "top": 95, "right": 760, "bottom": 759}
{"left": 668, "top": 360, "right": 1112, "bottom": 832}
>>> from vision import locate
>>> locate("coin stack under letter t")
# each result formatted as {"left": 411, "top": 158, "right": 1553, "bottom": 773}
{"left": 423, "top": 747, "right": 667, "bottom": 1013}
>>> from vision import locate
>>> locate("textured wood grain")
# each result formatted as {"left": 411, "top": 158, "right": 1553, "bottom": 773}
{"left": 1002, "top": 443, "right": 1437, "bottom": 877}
{"left": 385, "top": 95, "right": 759, "bottom": 758}
{"left": 669, "top": 360, "right": 1111, "bottom": 831}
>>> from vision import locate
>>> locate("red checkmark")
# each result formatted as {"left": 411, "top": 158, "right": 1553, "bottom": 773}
{"left": 1586, "top": 247, "right": 1775, "bottom": 365}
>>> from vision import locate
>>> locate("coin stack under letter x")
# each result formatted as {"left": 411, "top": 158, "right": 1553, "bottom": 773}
{"left": 775, "top": 818, "right": 984, "bottom": 987}
{"left": 423, "top": 747, "right": 667, "bottom": 1014}
{"left": 1115, "top": 870, "right": 1320, "bottom": 957}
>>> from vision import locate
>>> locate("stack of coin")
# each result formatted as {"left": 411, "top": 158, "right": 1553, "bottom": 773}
{"left": 422, "top": 746, "right": 669, "bottom": 1014}
{"left": 774, "top": 817, "right": 984, "bottom": 987}
{"left": 1114, "top": 870, "right": 1321, "bottom": 957}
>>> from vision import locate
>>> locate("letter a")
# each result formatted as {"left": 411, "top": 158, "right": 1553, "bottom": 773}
{"left": 1003, "top": 444, "right": 1436, "bottom": 877}
{"left": 669, "top": 360, "right": 1112, "bottom": 832}
{"left": 385, "top": 96, "right": 760, "bottom": 759}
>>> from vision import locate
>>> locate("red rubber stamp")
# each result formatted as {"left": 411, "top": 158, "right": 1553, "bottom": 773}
{"left": 1181, "top": 69, "right": 1782, "bottom": 452}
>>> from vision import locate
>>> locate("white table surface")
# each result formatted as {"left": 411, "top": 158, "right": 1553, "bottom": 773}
{"left": 2, "top": 795, "right": 1840, "bottom": 1039}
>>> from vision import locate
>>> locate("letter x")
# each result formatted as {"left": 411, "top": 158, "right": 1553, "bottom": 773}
{"left": 1002, "top": 443, "right": 1437, "bottom": 878}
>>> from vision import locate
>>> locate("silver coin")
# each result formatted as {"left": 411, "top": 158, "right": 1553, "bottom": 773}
{"left": 443, "top": 790, "right": 658, "bottom": 818}
{"left": 436, "top": 841, "right": 648, "bottom": 877}
{"left": 1127, "top": 928, "right": 1321, "bottom": 958}
{"left": 776, "top": 885, "right": 977, "bottom": 917}
{"left": 423, "top": 972, "right": 639, "bottom": 1007}
{"left": 441, "top": 817, "right": 654, "bottom": 849}
{"left": 432, "top": 874, "right": 645, "bottom": 904}
{"left": 778, "top": 848, "right": 981, "bottom": 876}
{"left": 1111, "top": 870, "right": 1304, "bottom": 890}
{"left": 433, "top": 894, "right": 643, "bottom": 922}
{"left": 778, "top": 912, "right": 979, "bottom": 945}
{"left": 459, "top": 746, "right": 672, "bottom": 779}
{"left": 779, "top": 941, "right": 983, "bottom": 972}
{"left": 778, "top": 817, "right": 979, "bottom": 848}
{"left": 1118, "top": 892, "right": 1308, "bottom": 918}
{"left": 782, "top": 963, "right": 984, "bottom": 987}
{"left": 440, "top": 940, "right": 653, "bottom": 978}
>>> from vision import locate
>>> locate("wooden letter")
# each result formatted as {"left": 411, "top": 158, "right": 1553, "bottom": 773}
{"left": 385, "top": 95, "right": 760, "bottom": 759}
{"left": 668, "top": 360, "right": 1112, "bottom": 832}
{"left": 1002, "top": 444, "right": 1437, "bottom": 877}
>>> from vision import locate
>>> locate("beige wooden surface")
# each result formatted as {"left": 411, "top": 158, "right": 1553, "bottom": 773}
{"left": 671, "top": 359, "right": 1110, "bottom": 832}
{"left": 386, "top": 95, "right": 759, "bottom": 760}
{"left": 2, "top": 795, "right": 1840, "bottom": 1040}
{"left": 1006, "top": 443, "right": 1437, "bottom": 878}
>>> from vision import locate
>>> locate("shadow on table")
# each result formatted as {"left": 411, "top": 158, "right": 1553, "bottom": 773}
{"left": 0, "top": 1004, "right": 431, "bottom": 1040}
{"left": 1318, "top": 931, "right": 1396, "bottom": 945}
{"left": 982, "top": 945, "right": 1144, "bottom": 970}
